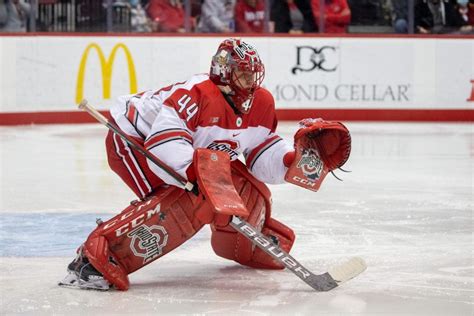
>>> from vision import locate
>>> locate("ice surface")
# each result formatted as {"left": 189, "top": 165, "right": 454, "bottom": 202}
{"left": 0, "top": 122, "right": 472, "bottom": 315}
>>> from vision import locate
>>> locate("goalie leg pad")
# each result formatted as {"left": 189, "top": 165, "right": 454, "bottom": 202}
{"left": 83, "top": 234, "right": 128, "bottom": 290}
{"left": 245, "top": 218, "right": 296, "bottom": 269}
{"left": 211, "top": 162, "right": 296, "bottom": 269}
{"left": 82, "top": 185, "right": 213, "bottom": 290}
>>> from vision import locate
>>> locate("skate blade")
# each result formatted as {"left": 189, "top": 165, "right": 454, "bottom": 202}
{"left": 58, "top": 272, "right": 110, "bottom": 291}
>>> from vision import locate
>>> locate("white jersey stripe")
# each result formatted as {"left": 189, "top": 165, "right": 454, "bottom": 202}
{"left": 113, "top": 133, "right": 151, "bottom": 197}
{"left": 249, "top": 138, "right": 283, "bottom": 170}
{"left": 147, "top": 137, "right": 193, "bottom": 150}
{"left": 146, "top": 128, "right": 192, "bottom": 142}
{"left": 122, "top": 140, "right": 153, "bottom": 196}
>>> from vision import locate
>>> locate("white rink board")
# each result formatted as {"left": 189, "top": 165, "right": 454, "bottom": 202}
{"left": 0, "top": 36, "right": 473, "bottom": 112}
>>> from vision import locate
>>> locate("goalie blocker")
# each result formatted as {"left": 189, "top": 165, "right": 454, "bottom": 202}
{"left": 67, "top": 149, "right": 295, "bottom": 290}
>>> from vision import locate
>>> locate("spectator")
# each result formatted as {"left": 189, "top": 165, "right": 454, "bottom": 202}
{"left": 415, "top": 0, "right": 469, "bottom": 33}
{"left": 105, "top": 0, "right": 152, "bottom": 32}
{"left": 390, "top": 0, "right": 408, "bottom": 33}
{"left": 147, "top": 0, "right": 185, "bottom": 32}
{"left": 235, "top": 0, "right": 265, "bottom": 33}
{"left": 189, "top": 0, "right": 203, "bottom": 26}
{"left": 311, "top": 0, "right": 351, "bottom": 33}
{"left": 288, "top": 1, "right": 305, "bottom": 33}
{"left": 0, "top": 0, "right": 31, "bottom": 32}
{"left": 468, "top": 0, "right": 474, "bottom": 24}
{"left": 129, "top": 0, "right": 152, "bottom": 32}
{"left": 456, "top": 0, "right": 474, "bottom": 32}
{"left": 197, "top": 0, "right": 236, "bottom": 33}
{"left": 271, "top": 0, "right": 317, "bottom": 33}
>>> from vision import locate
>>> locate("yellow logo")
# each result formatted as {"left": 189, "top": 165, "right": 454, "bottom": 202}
{"left": 76, "top": 43, "right": 138, "bottom": 104}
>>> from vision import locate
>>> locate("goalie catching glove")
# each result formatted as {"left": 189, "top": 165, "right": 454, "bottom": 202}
{"left": 285, "top": 118, "right": 351, "bottom": 191}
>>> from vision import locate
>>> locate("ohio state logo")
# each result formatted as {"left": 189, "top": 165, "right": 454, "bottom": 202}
{"left": 297, "top": 148, "right": 324, "bottom": 181}
{"left": 128, "top": 224, "right": 168, "bottom": 264}
{"left": 207, "top": 140, "right": 240, "bottom": 160}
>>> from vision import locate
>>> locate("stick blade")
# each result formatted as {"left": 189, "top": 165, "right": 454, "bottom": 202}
{"left": 328, "top": 256, "right": 367, "bottom": 284}
{"left": 305, "top": 272, "right": 339, "bottom": 291}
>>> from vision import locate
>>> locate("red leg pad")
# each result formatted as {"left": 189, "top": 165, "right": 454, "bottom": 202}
{"left": 210, "top": 161, "right": 296, "bottom": 269}
{"left": 83, "top": 233, "right": 130, "bottom": 291}
{"left": 211, "top": 216, "right": 295, "bottom": 270}
{"left": 82, "top": 185, "right": 213, "bottom": 290}
{"left": 244, "top": 218, "right": 296, "bottom": 269}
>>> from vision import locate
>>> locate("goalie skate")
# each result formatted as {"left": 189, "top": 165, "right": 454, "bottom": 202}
{"left": 58, "top": 248, "right": 110, "bottom": 291}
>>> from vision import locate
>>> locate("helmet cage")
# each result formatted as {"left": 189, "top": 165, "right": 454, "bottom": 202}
{"left": 210, "top": 39, "right": 265, "bottom": 113}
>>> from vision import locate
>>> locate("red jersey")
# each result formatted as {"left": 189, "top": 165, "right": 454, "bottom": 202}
{"left": 311, "top": 0, "right": 351, "bottom": 33}
{"left": 235, "top": 0, "right": 265, "bottom": 33}
{"left": 147, "top": 0, "right": 184, "bottom": 32}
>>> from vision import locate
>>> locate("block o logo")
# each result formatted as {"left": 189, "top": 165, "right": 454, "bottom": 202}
{"left": 127, "top": 224, "right": 168, "bottom": 264}
{"left": 297, "top": 148, "right": 324, "bottom": 181}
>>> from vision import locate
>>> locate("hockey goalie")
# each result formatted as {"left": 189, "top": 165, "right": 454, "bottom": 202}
{"left": 59, "top": 38, "right": 351, "bottom": 291}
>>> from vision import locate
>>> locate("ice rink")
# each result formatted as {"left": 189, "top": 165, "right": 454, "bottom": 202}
{"left": 0, "top": 121, "right": 472, "bottom": 315}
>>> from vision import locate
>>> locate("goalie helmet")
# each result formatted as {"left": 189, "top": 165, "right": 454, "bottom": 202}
{"left": 210, "top": 38, "right": 265, "bottom": 114}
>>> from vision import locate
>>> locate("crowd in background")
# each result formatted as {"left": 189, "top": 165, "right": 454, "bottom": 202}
{"left": 1, "top": 0, "right": 473, "bottom": 34}
{"left": 0, "top": 0, "right": 31, "bottom": 31}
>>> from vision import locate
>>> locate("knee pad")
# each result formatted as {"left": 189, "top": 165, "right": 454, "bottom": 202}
{"left": 210, "top": 161, "right": 296, "bottom": 269}
{"left": 83, "top": 185, "right": 213, "bottom": 290}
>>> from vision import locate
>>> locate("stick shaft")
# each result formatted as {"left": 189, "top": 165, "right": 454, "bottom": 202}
{"left": 78, "top": 99, "right": 194, "bottom": 192}
{"left": 229, "top": 216, "right": 338, "bottom": 291}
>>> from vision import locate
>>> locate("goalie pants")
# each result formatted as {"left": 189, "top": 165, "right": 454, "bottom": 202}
{"left": 106, "top": 129, "right": 164, "bottom": 199}
{"left": 89, "top": 131, "right": 296, "bottom": 290}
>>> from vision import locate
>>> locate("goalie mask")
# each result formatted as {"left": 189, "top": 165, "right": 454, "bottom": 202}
{"left": 210, "top": 38, "right": 265, "bottom": 114}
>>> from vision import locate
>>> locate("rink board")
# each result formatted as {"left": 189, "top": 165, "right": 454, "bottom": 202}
{"left": 0, "top": 35, "right": 473, "bottom": 123}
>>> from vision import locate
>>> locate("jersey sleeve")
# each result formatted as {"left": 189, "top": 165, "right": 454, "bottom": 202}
{"left": 246, "top": 135, "right": 293, "bottom": 184}
{"left": 244, "top": 89, "right": 293, "bottom": 184}
{"left": 143, "top": 87, "right": 201, "bottom": 188}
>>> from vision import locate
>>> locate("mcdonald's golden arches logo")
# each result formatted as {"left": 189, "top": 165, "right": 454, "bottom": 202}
{"left": 76, "top": 43, "right": 138, "bottom": 104}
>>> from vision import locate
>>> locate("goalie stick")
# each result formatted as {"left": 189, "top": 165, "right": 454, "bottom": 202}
{"left": 77, "top": 99, "right": 195, "bottom": 192}
{"left": 78, "top": 99, "right": 367, "bottom": 291}
{"left": 230, "top": 216, "right": 366, "bottom": 291}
